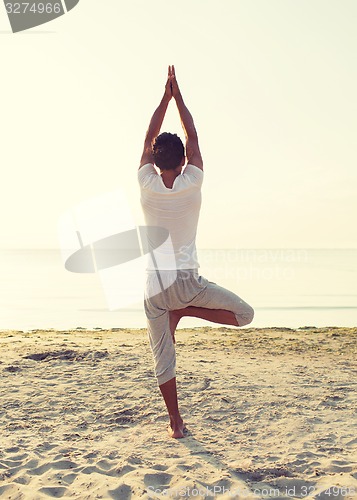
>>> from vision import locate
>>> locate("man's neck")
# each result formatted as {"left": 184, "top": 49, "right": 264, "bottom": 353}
{"left": 160, "top": 167, "right": 182, "bottom": 186}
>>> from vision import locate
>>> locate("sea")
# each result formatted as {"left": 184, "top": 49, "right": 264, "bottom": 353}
{"left": 0, "top": 249, "right": 356, "bottom": 331}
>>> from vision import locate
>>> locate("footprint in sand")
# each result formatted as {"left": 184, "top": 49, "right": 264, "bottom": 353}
{"left": 38, "top": 486, "right": 68, "bottom": 498}
{"left": 107, "top": 483, "right": 131, "bottom": 500}
{"left": 190, "top": 377, "right": 211, "bottom": 391}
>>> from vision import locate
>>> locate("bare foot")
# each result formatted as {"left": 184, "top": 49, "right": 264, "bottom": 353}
{"left": 168, "top": 417, "right": 186, "bottom": 439}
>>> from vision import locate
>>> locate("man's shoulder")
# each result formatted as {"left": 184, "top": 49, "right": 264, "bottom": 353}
{"left": 182, "top": 164, "right": 204, "bottom": 185}
{"left": 185, "top": 163, "right": 203, "bottom": 172}
{"left": 138, "top": 162, "right": 156, "bottom": 173}
{"left": 138, "top": 163, "right": 157, "bottom": 186}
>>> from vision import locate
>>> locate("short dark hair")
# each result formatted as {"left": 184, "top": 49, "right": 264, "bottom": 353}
{"left": 152, "top": 132, "right": 185, "bottom": 170}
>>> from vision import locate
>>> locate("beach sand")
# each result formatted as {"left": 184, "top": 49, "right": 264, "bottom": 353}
{"left": 0, "top": 326, "right": 356, "bottom": 499}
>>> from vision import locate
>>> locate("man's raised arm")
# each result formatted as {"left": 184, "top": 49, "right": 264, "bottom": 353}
{"left": 139, "top": 67, "right": 172, "bottom": 169}
{"left": 171, "top": 66, "right": 203, "bottom": 171}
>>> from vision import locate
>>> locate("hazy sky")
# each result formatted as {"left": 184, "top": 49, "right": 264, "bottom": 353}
{"left": 1, "top": 0, "right": 356, "bottom": 249}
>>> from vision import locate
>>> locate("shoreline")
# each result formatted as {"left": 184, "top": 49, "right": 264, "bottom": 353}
{"left": 1, "top": 325, "right": 356, "bottom": 333}
{"left": 1, "top": 327, "right": 356, "bottom": 499}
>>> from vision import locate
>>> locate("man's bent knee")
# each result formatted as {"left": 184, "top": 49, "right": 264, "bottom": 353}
{"left": 236, "top": 305, "right": 254, "bottom": 327}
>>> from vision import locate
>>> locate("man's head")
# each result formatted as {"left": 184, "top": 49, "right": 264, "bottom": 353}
{"left": 152, "top": 132, "right": 185, "bottom": 171}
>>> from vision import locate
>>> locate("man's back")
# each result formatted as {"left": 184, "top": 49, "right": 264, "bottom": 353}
{"left": 138, "top": 163, "right": 203, "bottom": 270}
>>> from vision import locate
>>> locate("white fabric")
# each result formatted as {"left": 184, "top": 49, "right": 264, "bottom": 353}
{"left": 144, "top": 269, "right": 255, "bottom": 386}
{"left": 138, "top": 163, "right": 203, "bottom": 270}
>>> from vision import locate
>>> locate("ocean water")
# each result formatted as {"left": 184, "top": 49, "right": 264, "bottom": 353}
{"left": 0, "top": 249, "right": 356, "bottom": 331}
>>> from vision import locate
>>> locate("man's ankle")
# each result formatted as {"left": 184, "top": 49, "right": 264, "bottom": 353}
{"left": 170, "top": 413, "right": 182, "bottom": 424}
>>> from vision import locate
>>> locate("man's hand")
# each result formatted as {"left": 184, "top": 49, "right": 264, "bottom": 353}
{"left": 163, "top": 65, "right": 180, "bottom": 101}
{"left": 169, "top": 65, "right": 181, "bottom": 99}
{"left": 164, "top": 65, "right": 174, "bottom": 101}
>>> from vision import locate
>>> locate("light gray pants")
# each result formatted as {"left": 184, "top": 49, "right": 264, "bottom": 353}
{"left": 144, "top": 269, "right": 254, "bottom": 386}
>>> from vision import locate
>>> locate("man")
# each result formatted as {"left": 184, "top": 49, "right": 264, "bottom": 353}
{"left": 138, "top": 66, "right": 254, "bottom": 438}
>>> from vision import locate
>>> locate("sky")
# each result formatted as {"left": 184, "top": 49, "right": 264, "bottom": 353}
{"left": 1, "top": 0, "right": 356, "bottom": 249}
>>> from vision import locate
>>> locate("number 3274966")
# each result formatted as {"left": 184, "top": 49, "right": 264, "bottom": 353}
{"left": 5, "top": 3, "right": 62, "bottom": 14}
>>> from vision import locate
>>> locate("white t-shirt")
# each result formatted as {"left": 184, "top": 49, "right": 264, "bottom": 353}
{"left": 138, "top": 163, "right": 203, "bottom": 270}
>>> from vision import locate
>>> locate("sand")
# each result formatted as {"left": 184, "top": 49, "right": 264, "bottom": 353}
{"left": 0, "top": 326, "right": 356, "bottom": 499}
